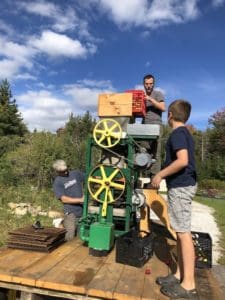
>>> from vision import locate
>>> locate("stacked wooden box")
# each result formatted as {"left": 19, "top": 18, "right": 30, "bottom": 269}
{"left": 7, "top": 226, "right": 66, "bottom": 252}
{"left": 98, "top": 93, "right": 133, "bottom": 116}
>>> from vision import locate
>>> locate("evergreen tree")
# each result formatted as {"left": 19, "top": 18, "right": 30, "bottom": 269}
{"left": 0, "top": 79, "right": 28, "bottom": 136}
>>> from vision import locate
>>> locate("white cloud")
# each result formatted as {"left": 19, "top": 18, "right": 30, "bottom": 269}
{"left": 20, "top": 1, "right": 59, "bottom": 18}
{"left": 16, "top": 79, "right": 115, "bottom": 132}
{"left": 17, "top": 90, "right": 72, "bottom": 132}
{"left": 0, "top": 28, "right": 96, "bottom": 81}
{"left": 63, "top": 79, "right": 115, "bottom": 111}
{"left": 29, "top": 30, "right": 90, "bottom": 58}
{"left": 0, "top": 59, "right": 22, "bottom": 80}
{"left": 19, "top": 0, "right": 93, "bottom": 39}
{"left": 0, "top": 37, "right": 34, "bottom": 80}
{"left": 98, "top": 0, "right": 199, "bottom": 29}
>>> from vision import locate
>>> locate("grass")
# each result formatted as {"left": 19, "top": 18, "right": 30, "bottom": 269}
{"left": 0, "top": 184, "right": 63, "bottom": 247}
{"left": 194, "top": 196, "right": 225, "bottom": 265}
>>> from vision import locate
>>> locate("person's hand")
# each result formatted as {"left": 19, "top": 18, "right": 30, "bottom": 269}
{"left": 151, "top": 174, "right": 162, "bottom": 189}
{"left": 146, "top": 95, "right": 154, "bottom": 105}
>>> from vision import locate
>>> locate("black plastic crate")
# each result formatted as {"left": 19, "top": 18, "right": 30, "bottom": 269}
{"left": 116, "top": 229, "right": 154, "bottom": 268}
{"left": 192, "top": 231, "right": 212, "bottom": 269}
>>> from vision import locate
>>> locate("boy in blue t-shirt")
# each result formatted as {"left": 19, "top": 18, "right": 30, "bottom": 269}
{"left": 151, "top": 100, "right": 198, "bottom": 299}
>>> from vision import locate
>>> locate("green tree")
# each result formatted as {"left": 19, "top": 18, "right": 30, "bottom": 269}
{"left": 208, "top": 108, "right": 225, "bottom": 155}
{"left": 2, "top": 132, "right": 66, "bottom": 188}
{"left": 62, "top": 111, "right": 96, "bottom": 170}
{"left": 0, "top": 79, "right": 28, "bottom": 136}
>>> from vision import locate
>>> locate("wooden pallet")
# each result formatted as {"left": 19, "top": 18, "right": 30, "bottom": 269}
{"left": 0, "top": 236, "right": 223, "bottom": 299}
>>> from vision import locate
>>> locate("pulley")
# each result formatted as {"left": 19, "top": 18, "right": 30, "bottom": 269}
{"left": 134, "top": 151, "right": 152, "bottom": 169}
{"left": 88, "top": 164, "right": 126, "bottom": 216}
{"left": 132, "top": 189, "right": 146, "bottom": 207}
{"left": 93, "top": 118, "right": 122, "bottom": 148}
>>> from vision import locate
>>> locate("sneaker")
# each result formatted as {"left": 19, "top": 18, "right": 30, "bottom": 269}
{"left": 160, "top": 283, "right": 199, "bottom": 299}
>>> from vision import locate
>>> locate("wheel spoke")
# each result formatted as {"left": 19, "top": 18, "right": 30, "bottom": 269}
{"left": 98, "top": 135, "right": 106, "bottom": 144}
{"left": 94, "top": 185, "right": 105, "bottom": 198}
{"left": 88, "top": 177, "right": 104, "bottom": 184}
{"left": 106, "top": 136, "right": 112, "bottom": 147}
{"left": 108, "top": 189, "right": 114, "bottom": 203}
{"left": 103, "top": 120, "right": 109, "bottom": 131}
{"left": 110, "top": 182, "right": 125, "bottom": 190}
{"left": 108, "top": 123, "right": 118, "bottom": 132}
{"left": 108, "top": 168, "right": 119, "bottom": 181}
{"left": 100, "top": 165, "right": 107, "bottom": 180}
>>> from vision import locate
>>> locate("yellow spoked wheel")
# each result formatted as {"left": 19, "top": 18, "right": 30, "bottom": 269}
{"left": 93, "top": 118, "right": 122, "bottom": 148}
{"left": 88, "top": 165, "right": 126, "bottom": 217}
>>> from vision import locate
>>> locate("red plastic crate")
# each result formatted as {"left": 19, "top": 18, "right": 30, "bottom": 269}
{"left": 125, "top": 90, "right": 146, "bottom": 117}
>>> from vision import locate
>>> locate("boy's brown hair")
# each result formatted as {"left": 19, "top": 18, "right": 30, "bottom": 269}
{"left": 168, "top": 99, "right": 191, "bottom": 123}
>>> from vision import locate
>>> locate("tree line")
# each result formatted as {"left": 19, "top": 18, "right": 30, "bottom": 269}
{"left": 0, "top": 79, "right": 225, "bottom": 190}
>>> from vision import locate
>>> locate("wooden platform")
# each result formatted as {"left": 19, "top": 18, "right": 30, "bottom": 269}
{"left": 0, "top": 236, "right": 223, "bottom": 300}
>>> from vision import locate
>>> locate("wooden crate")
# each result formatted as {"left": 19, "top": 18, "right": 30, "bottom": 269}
{"left": 98, "top": 93, "right": 133, "bottom": 117}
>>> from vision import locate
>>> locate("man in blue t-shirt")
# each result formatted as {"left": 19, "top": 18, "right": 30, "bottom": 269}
{"left": 53, "top": 160, "right": 85, "bottom": 241}
{"left": 151, "top": 100, "right": 198, "bottom": 299}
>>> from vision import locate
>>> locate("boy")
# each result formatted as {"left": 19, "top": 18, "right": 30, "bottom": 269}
{"left": 151, "top": 100, "right": 198, "bottom": 299}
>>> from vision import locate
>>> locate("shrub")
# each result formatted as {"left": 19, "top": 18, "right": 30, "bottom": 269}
{"left": 198, "top": 179, "right": 225, "bottom": 190}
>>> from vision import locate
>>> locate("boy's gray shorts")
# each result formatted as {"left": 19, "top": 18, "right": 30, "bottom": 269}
{"left": 168, "top": 185, "right": 197, "bottom": 233}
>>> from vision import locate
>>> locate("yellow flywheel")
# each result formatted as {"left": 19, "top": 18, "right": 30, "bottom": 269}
{"left": 88, "top": 164, "right": 126, "bottom": 216}
{"left": 93, "top": 118, "right": 122, "bottom": 148}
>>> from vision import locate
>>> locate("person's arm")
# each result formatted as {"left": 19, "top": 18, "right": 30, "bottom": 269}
{"left": 60, "top": 195, "right": 84, "bottom": 204}
{"left": 151, "top": 148, "right": 188, "bottom": 188}
{"left": 146, "top": 96, "right": 166, "bottom": 111}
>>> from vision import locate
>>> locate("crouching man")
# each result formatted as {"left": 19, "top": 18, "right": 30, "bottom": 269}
{"left": 53, "top": 160, "right": 85, "bottom": 241}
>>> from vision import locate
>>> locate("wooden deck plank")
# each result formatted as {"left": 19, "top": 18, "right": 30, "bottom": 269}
{"left": 36, "top": 243, "right": 108, "bottom": 295}
{"left": 195, "top": 268, "right": 223, "bottom": 300}
{"left": 10, "top": 239, "right": 82, "bottom": 286}
{"left": 86, "top": 248, "right": 124, "bottom": 299}
{"left": 113, "top": 265, "right": 145, "bottom": 300}
{"left": 141, "top": 257, "right": 169, "bottom": 300}
{"left": 35, "top": 242, "right": 89, "bottom": 294}
{"left": 0, "top": 248, "right": 45, "bottom": 284}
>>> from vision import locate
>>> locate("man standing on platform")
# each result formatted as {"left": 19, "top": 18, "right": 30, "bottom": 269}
{"left": 143, "top": 74, "right": 166, "bottom": 176}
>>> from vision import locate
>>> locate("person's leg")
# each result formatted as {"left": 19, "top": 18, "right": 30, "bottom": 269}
{"left": 157, "top": 186, "right": 195, "bottom": 284}
{"left": 63, "top": 213, "right": 76, "bottom": 241}
{"left": 178, "top": 232, "right": 196, "bottom": 290}
{"left": 174, "top": 236, "right": 182, "bottom": 281}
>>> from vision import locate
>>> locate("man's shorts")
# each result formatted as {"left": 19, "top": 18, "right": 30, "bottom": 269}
{"left": 167, "top": 185, "right": 197, "bottom": 232}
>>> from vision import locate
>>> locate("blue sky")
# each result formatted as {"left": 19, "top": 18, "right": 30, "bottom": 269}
{"left": 0, "top": 0, "right": 225, "bottom": 132}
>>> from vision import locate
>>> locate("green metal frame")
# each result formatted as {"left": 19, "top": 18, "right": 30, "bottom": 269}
{"left": 79, "top": 133, "right": 158, "bottom": 251}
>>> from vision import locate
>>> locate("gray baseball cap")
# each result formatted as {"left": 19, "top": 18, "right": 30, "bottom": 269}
{"left": 53, "top": 160, "right": 67, "bottom": 172}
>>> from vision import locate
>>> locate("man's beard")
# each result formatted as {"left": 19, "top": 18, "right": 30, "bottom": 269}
{"left": 146, "top": 87, "right": 153, "bottom": 95}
